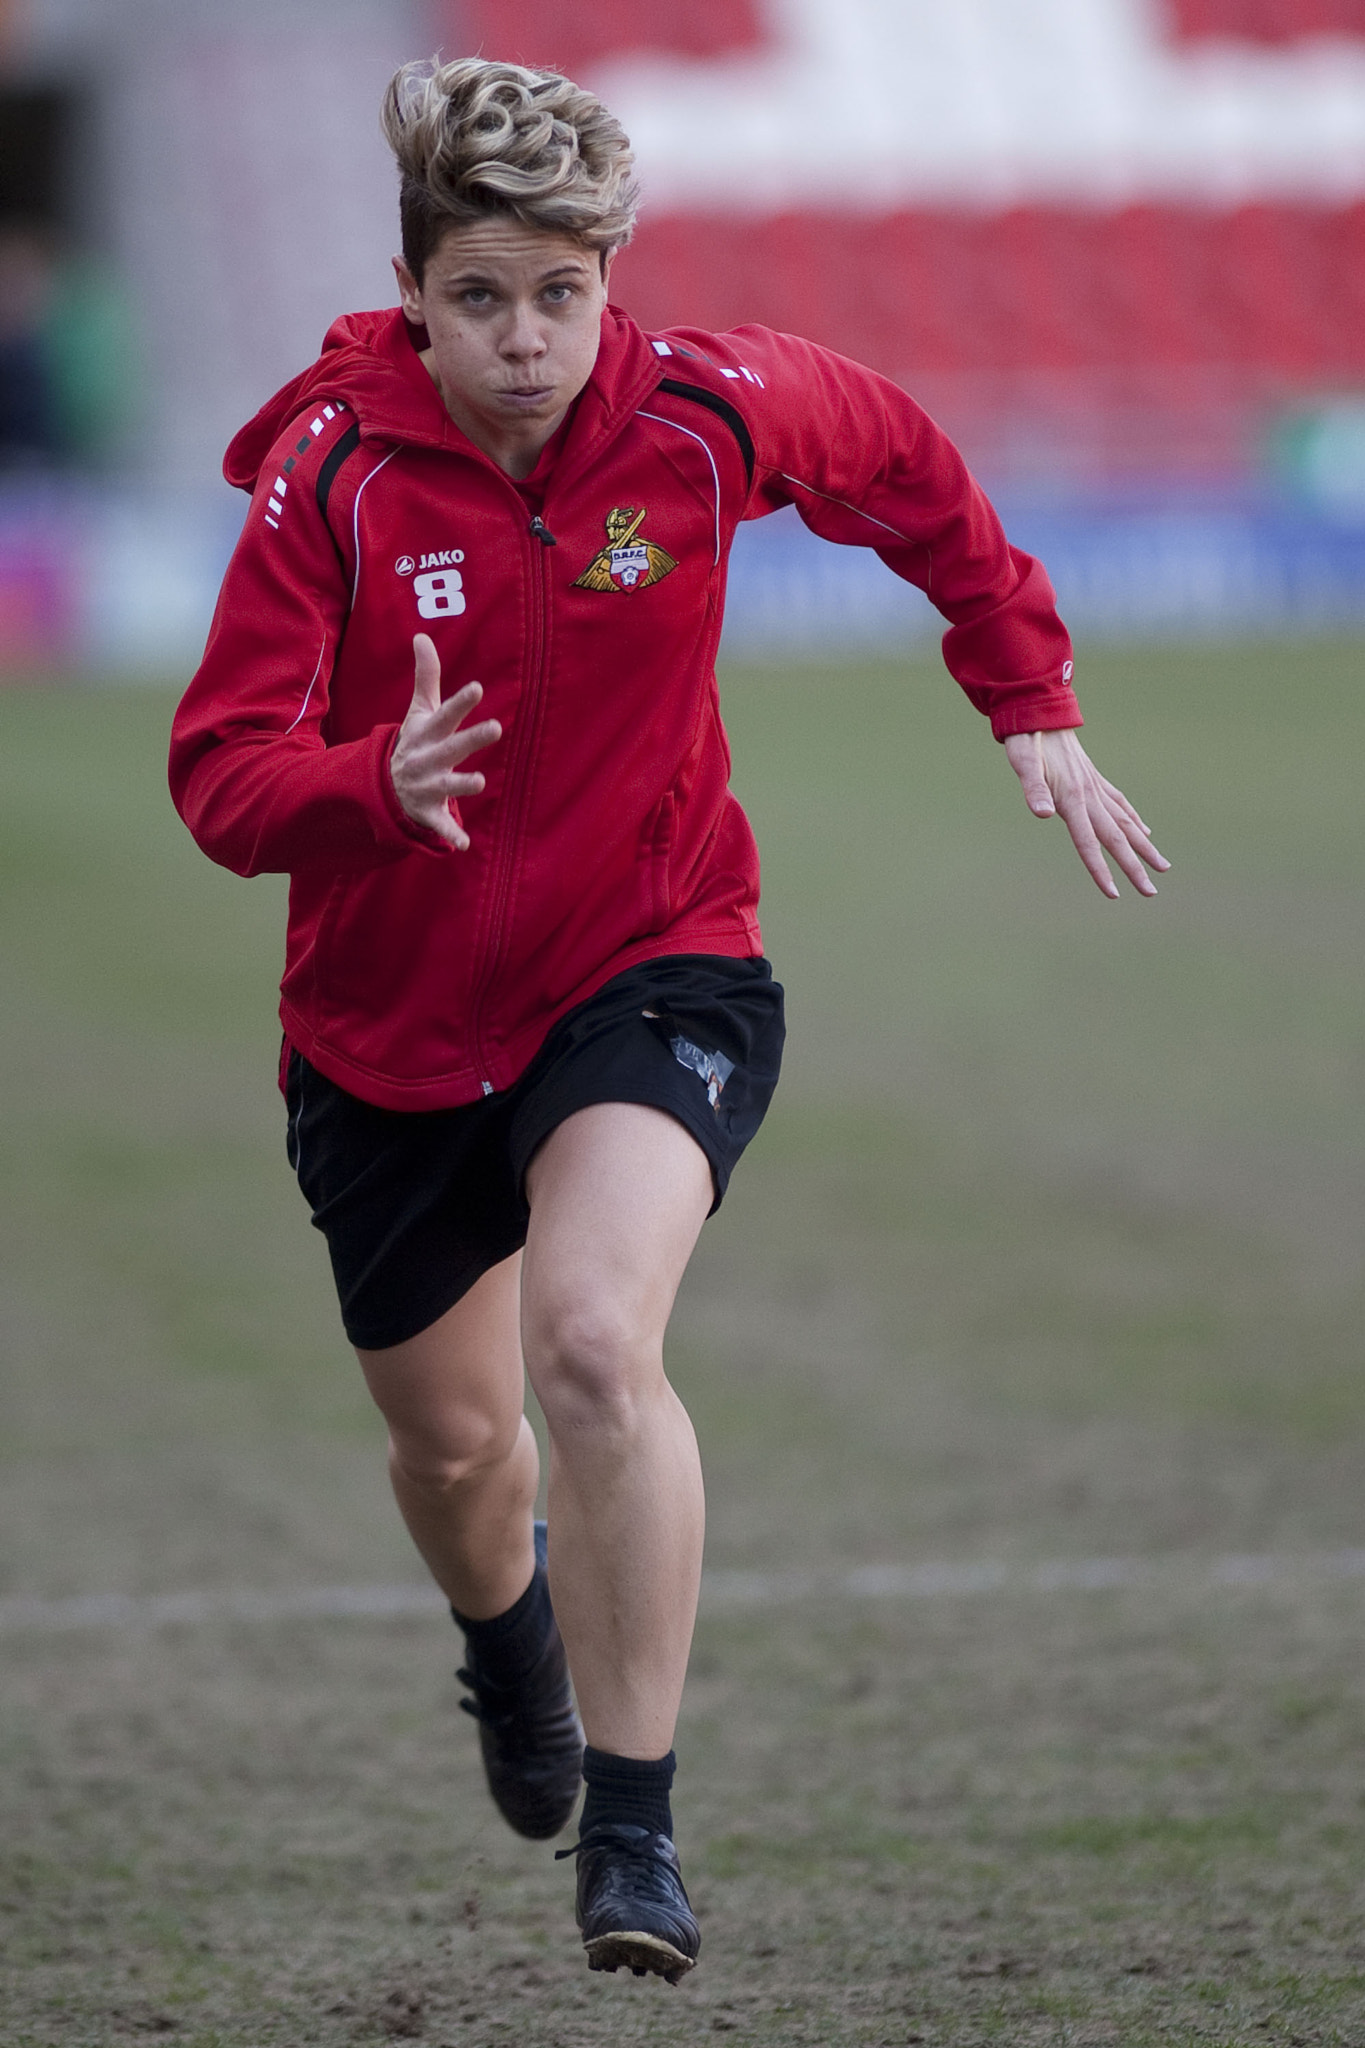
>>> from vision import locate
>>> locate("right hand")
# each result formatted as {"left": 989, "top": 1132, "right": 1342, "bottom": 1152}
{"left": 389, "top": 633, "right": 502, "bottom": 851}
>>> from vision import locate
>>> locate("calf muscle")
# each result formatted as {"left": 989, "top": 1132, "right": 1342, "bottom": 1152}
{"left": 356, "top": 1254, "right": 538, "bottom": 1619}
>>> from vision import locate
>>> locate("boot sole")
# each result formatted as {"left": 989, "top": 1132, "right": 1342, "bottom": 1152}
{"left": 584, "top": 1929, "right": 697, "bottom": 1984}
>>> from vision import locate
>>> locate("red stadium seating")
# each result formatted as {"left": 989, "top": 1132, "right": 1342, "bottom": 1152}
{"left": 1167, "top": 0, "right": 1365, "bottom": 38}
{"left": 435, "top": 3, "right": 1365, "bottom": 485}
{"left": 611, "top": 203, "right": 1365, "bottom": 484}
{"left": 457, "top": 0, "right": 769, "bottom": 74}
{"left": 613, "top": 203, "right": 1365, "bottom": 387}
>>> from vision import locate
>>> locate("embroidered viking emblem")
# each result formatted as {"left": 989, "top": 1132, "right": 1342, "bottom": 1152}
{"left": 572, "top": 507, "right": 678, "bottom": 592}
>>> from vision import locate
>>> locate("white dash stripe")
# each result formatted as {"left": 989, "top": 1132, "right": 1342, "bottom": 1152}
{"left": 273, "top": 476, "right": 289, "bottom": 497}
{"left": 323, "top": 405, "right": 336, "bottom": 420}
{"left": 310, "top": 416, "right": 325, "bottom": 435}
{"left": 267, "top": 498, "right": 284, "bottom": 517}
{"left": 6, "top": 1550, "right": 1365, "bottom": 1636}
{"left": 264, "top": 516, "right": 280, "bottom": 530}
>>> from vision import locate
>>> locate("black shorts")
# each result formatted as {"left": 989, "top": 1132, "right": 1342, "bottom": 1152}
{"left": 284, "top": 955, "right": 785, "bottom": 1351}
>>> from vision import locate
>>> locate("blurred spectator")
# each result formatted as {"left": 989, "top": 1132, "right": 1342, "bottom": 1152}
{"left": 0, "top": 221, "right": 60, "bottom": 464}
{"left": 0, "top": 217, "right": 139, "bottom": 469}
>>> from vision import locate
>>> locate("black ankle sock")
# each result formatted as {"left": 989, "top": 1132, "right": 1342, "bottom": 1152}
{"left": 452, "top": 1564, "right": 553, "bottom": 1690}
{"left": 580, "top": 1745, "right": 676, "bottom": 1839}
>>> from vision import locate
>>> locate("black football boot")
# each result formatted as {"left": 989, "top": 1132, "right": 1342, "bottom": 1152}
{"left": 556, "top": 1822, "right": 700, "bottom": 1982}
{"left": 456, "top": 1522, "right": 583, "bottom": 1839}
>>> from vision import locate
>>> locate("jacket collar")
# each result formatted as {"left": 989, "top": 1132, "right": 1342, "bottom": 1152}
{"left": 223, "top": 303, "right": 665, "bottom": 491}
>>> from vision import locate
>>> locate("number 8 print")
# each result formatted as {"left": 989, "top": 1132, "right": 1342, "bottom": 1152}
{"left": 413, "top": 569, "right": 466, "bottom": 618}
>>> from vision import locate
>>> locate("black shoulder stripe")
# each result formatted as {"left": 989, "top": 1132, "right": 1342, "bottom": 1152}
{"left": 656, "top": 378, "right": 755, "bottom": 492}
{"left": 315, "top": 420, "right": 362, "bottom": 523}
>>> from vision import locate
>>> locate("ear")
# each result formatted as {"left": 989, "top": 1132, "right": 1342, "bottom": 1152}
{"left": 392, "top": 253, "right": 424, "bottom": 323}
{"left": 600, "top": 248, "right": 616, "bottom": 293}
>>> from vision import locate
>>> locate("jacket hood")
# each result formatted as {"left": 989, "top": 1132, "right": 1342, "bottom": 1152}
{"left": 223, "top": 303, "right": 664, "bottom": 492}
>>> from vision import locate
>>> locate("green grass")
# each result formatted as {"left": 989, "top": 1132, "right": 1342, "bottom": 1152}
{"left": 2, "top": 642, "right": 1365, "bottom": 2045}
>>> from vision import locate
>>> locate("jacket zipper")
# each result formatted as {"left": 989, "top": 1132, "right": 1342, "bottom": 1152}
{"left": 467, "top": 510, "right": 555, "bottom": 1093}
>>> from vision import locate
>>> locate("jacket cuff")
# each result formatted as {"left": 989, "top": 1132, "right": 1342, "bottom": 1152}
{"left": 988, "top": 690, "right": 1084, "bottom": 743}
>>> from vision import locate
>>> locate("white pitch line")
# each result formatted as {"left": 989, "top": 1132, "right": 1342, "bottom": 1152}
{"left": 4, "top": 1550, "right": 1365, "bottom": 1637}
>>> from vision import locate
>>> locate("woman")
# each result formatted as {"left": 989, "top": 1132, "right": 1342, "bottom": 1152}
{"left": 169, "top": 54, "right": 1166, "bottom": 1984}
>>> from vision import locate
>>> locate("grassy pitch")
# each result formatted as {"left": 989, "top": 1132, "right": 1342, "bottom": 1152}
{"left": 2, "top": 641, "right": 1364, "bottom": 2046}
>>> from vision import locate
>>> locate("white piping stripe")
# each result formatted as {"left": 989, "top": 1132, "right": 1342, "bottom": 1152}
{"left": 284, "top": 635, "right": 328, "bottom": 735}
{"left": 351, "top": 448, "right": 401, "bottom": 609}
{"left": 639, "top": 409, "right": 722, "bottom": 567}
{"left": 5, "top": 1550, "right": 1365, "bottom": 1635}
{"left": 349, "top": 448, "right": 397, "bottom": 606}
{"left": 290, "top": 1062, "right": 305, "bottom": 1192}
{"left": 779, "top": 471, "right": 916, "bottom": 546}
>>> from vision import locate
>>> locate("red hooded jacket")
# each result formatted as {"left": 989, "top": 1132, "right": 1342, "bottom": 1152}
{"left": 169, "top": 305, "right": 1081, "bottom": 1111}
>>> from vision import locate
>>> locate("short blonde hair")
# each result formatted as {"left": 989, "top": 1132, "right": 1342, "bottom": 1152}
{"left": 382, "top": 57, "right": 640, "bottom": 278}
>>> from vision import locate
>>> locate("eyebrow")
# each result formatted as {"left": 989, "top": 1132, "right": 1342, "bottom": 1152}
{"left": 442, "top": 263, "right": 591, "bottom": 288}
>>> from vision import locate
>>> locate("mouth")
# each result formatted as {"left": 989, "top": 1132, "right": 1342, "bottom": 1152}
{"left": 498, "top": 385, "right": 555, "bottom": 405}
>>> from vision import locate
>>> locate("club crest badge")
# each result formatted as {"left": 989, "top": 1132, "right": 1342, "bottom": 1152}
{"left": 572, "top": 507, "right": 678, "bottom": 593}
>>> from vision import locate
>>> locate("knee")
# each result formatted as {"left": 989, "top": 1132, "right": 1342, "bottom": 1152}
{"left": 387, "top": 1406, "right": 521, "bottom": 1496}
{"left": 525, "top": 1296, "right": 658, "bottom": 1438}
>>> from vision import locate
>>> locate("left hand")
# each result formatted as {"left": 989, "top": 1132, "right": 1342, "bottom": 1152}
{"left": 1003, "top": 728, "right": 1169, "bottom": 899}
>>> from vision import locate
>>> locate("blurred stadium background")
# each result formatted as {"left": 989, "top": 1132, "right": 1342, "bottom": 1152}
{"left": 2, "top": 0, "right": 1365, "bottom": 667}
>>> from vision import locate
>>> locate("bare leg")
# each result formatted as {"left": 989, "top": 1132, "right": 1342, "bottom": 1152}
{"left": 355, "top": 1251, "right": 539, "bottom": 1619}
{"left": 521, "top": 1103, "right": 713, "bottom": 1759}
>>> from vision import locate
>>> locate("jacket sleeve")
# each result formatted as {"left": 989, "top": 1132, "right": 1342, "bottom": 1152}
{"left": 168, "top": 413, "right": 444, "bottom": 878}
{"left": 686, "top": 324, "right": 1082, "bottom": 741}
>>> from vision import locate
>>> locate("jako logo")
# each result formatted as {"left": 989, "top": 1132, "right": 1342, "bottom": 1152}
{"left": 396, "top": 548, "right": 469, "bottom": 617}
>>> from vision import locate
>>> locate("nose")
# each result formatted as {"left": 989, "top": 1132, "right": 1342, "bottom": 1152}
{"left": 500, "top": 299, "right": 548, "bottom": 361}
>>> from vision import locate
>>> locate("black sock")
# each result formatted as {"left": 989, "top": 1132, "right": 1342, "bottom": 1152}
{"left": 580, "top": 1745, "right": 676, "bottom": 1839}
{"left": 452, "top": 1565, "right": 553, "bottom": 1691}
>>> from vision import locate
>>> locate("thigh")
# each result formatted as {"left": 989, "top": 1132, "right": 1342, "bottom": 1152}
{"left": 520, "top": 1103, "right": 713, "bottom": 1364}
{"left": 355, "top": 1249, "right": 525, "bottom": 1460}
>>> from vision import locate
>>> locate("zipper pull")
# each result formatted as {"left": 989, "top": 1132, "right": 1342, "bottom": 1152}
{"left": 529, "top": 515, "right": 558, "bottom": 547}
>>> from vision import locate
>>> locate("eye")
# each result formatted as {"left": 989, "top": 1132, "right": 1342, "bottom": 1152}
{"left": 542, "top": 283, "right": 574, "bottom": 304}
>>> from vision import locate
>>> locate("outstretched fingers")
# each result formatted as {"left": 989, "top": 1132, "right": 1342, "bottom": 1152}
{"left": 1004, "top": 728, "right": 1169, "bottom": 898}
{"left": 389, "top": 635, "right": 503, "bottom": 849}
{"left": 1055, "top": 780, "right": 1155, "bottom": 899}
